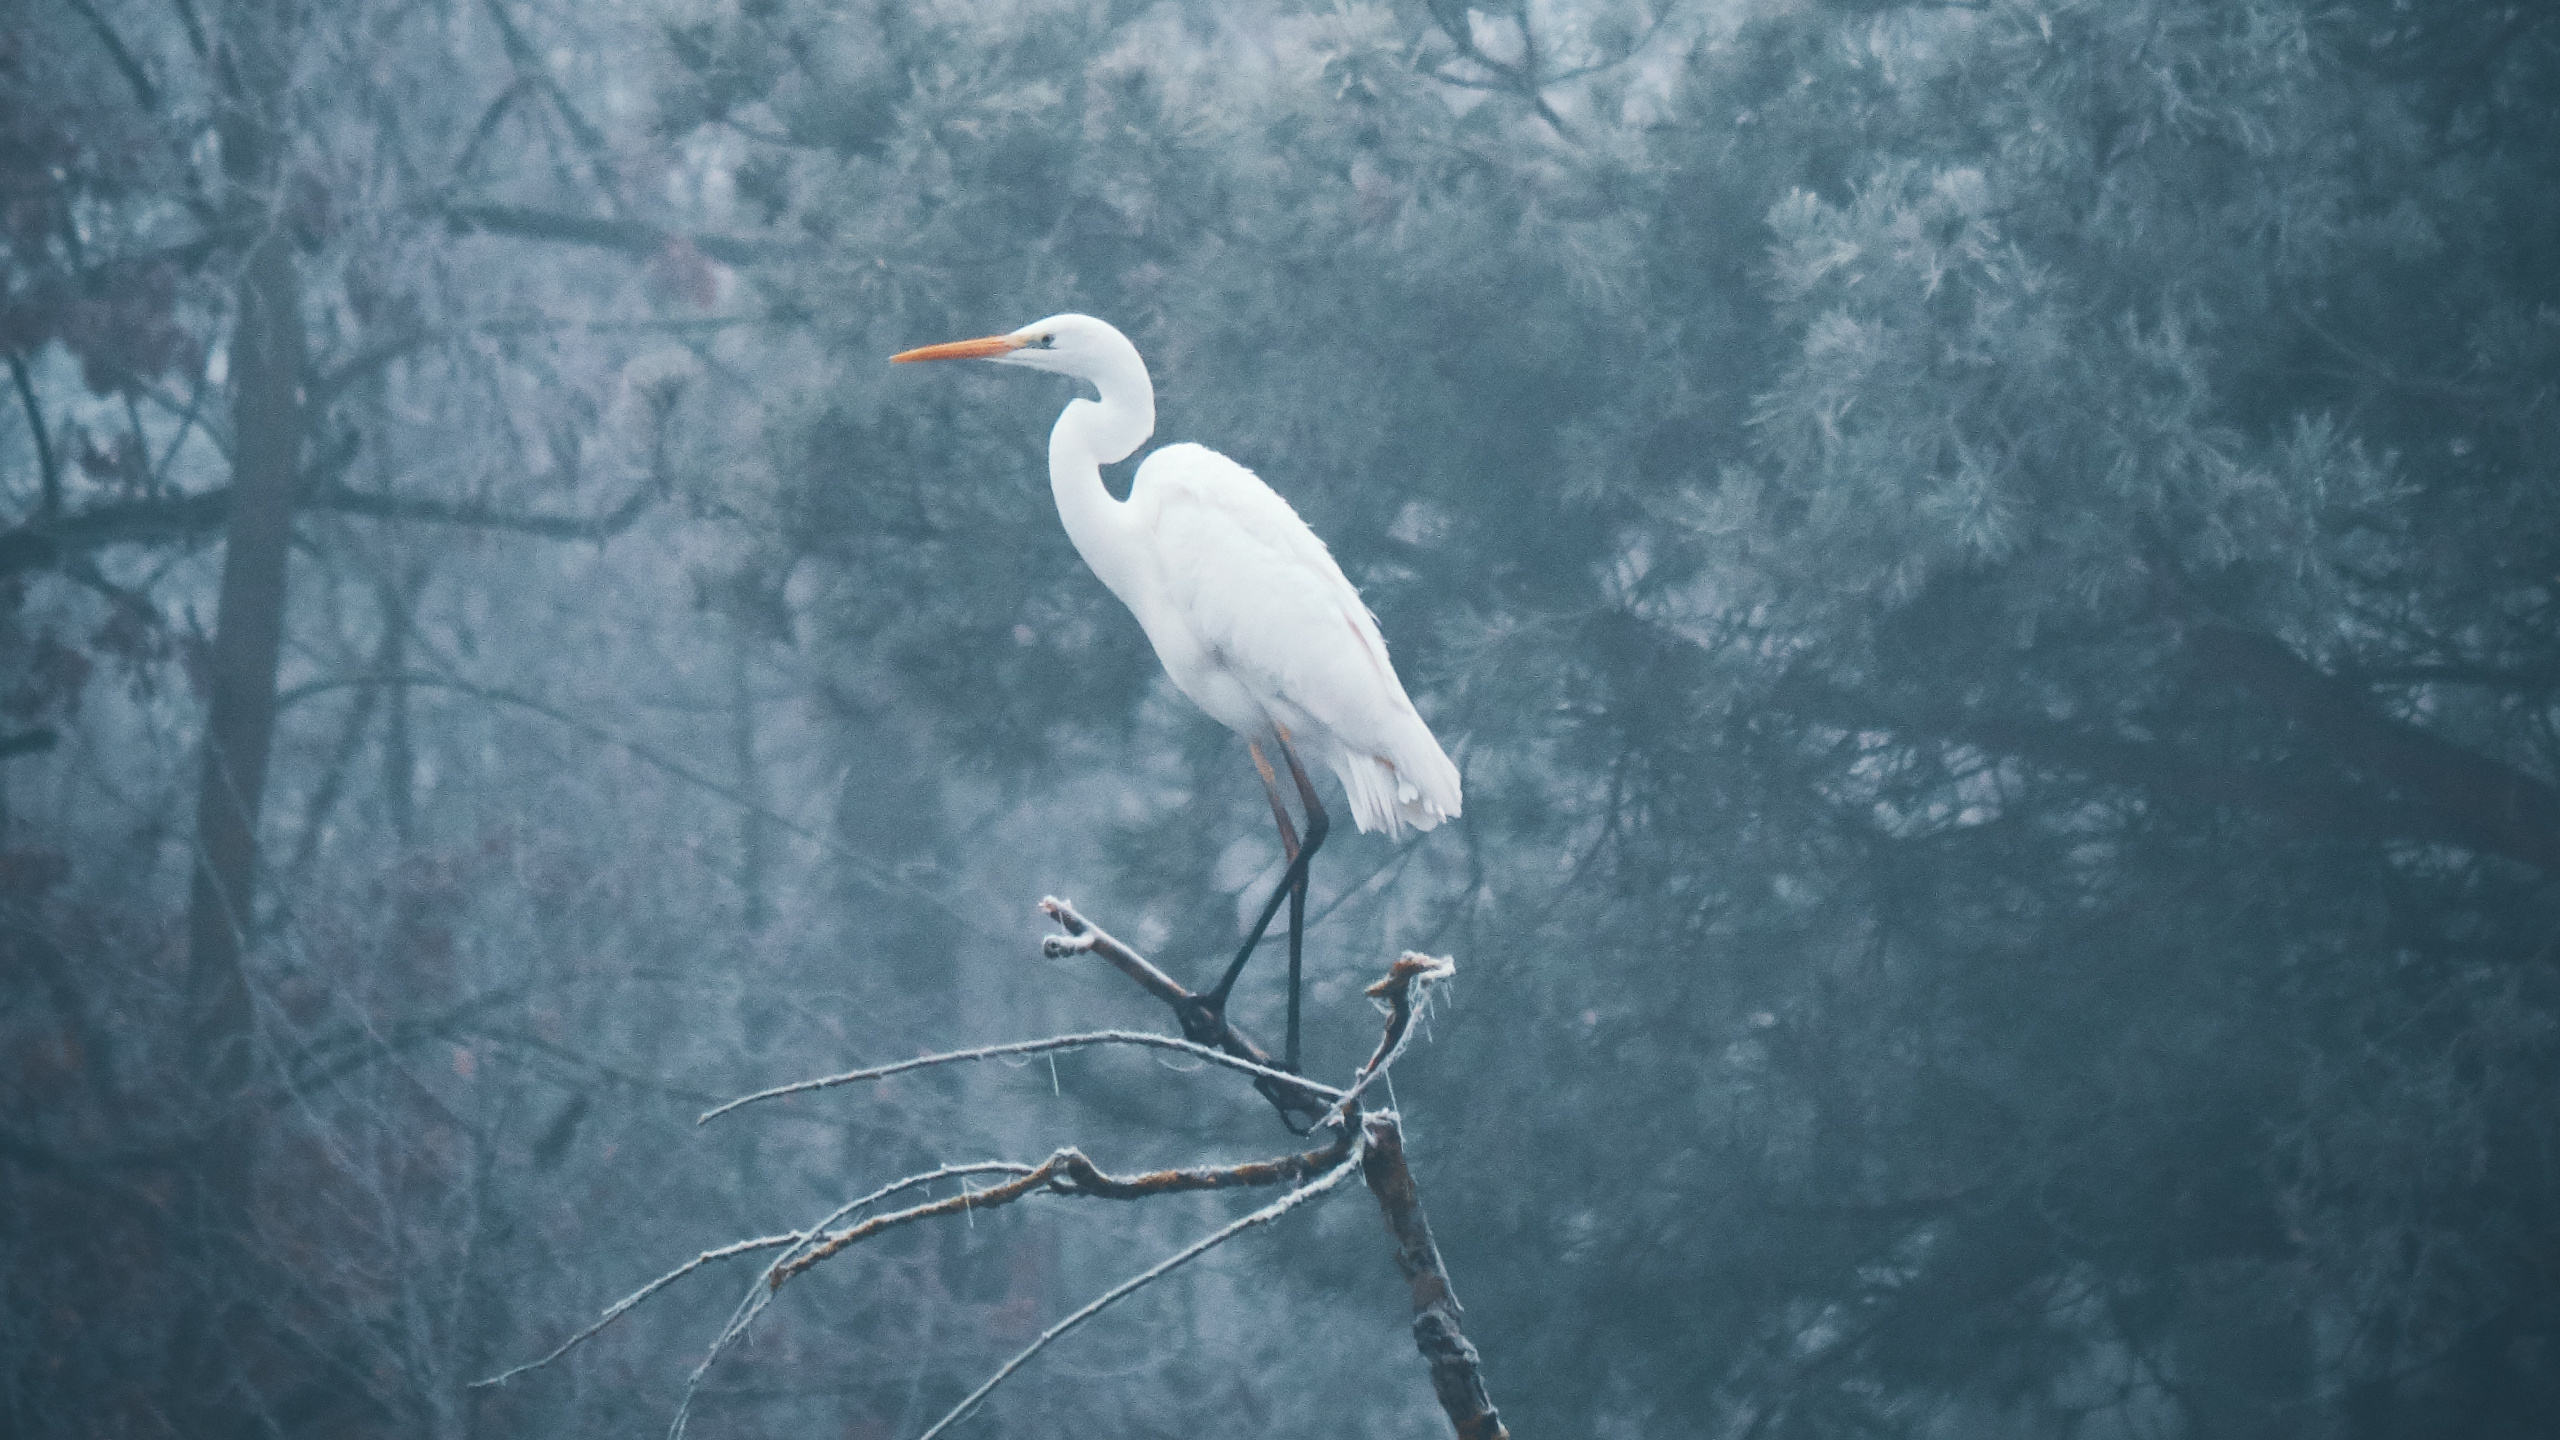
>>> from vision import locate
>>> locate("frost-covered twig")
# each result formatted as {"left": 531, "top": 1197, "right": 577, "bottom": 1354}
{"left": 478, "top": 1162, "right": 1034, "bottom": 1392}
{"left": 1317, "top": 951, "right": 1455, "bottom": 1129}
{"left": 773, "top": 1134, "right": 1354, "bottom": 1286}
{"left": 1038, "top": 896, "right": 1190, "bottom": 1007}
{"left": 661, "top": 1139, "right": 1353, "bottom": 1436}
{"left": 472, "top": 1231, "right": 796, "bottom": 1389}
{"left": 1039, "top": 896, "right": 1334, "bottom": 1123}
{"left": 912, "top": 1144, "right": 1370, "bottom": 1440}
{"left": 660, "top": 1162, "right": 1040, "bottom": 1438}
{"left": 698, "top": 1029, "right": 1341, "bottom": 1125}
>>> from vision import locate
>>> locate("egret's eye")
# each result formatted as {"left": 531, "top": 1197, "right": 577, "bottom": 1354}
{"left": 1037, "top": 333, "right": 1056, "bottom": 348}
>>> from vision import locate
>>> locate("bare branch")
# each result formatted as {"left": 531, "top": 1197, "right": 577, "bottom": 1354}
{"left": 270, "top": 668, "right": 975, "bottom": 925}
{"left": 436, "top": 201, "right": 794, "bottom": 267}
{"left": 475, "top": 1233, "right": 799, "bottom": 1389}
{"left": 8, "top": 352, "right": 61, "bottom": 517}
{"left": 1039, "top": 896, "right": 1191, "bottom": 1007}
{"left": 912, "top": 1146, "right": 1370, "bottom": 1440}
{"left": 480, "top": 1162, "right": 1038, "bottom": 1390}
{"left": 699, "top": 1030, "right": 1342, "bottom": 1126}
{"left": 1039, "top": 897, "right": 1335, "bottom": 1123}
{"left": 1318, "top": 951, "right": 1455, "bottom": 1129}
{"left": 481, "top": 0, "right": 626, "bottom": 206}
{"left": 307, "top": 477, "right": 658, "bottom": 540}
{"left": 0, "top": 465, "right": 659, "bottom": 579}
{"left": 772, "top": 1133, "right": 1353, "bottom": 1285}
{"left": 64, "top": 0, "right": 159, "bottom": 111}
{"left": 494, "top": 926, "right": 1499, "bottom": 1437}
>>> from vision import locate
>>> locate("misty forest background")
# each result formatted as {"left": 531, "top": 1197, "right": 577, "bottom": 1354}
{"left": 7, "top": 0, "right": 2559, "bottom": 1436}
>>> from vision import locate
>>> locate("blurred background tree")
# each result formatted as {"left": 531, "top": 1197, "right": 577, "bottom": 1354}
{"left": 4, "top": 1, "right": 2554, "bottom": 1436}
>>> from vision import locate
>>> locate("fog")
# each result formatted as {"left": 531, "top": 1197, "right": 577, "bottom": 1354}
{"left": 6, "top": 2, "right": 2558, "bottom": 1436}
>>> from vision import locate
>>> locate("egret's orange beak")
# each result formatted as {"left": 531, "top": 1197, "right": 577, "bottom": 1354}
{"left": 890, "top": 334, "right": 1025, "bottom": 363}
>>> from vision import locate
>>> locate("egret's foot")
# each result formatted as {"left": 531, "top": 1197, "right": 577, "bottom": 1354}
{"left": 1176, "top": 994, "right": 1228, "bottom": 1049}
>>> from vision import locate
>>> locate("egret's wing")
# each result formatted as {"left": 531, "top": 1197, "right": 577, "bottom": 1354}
{"left": 1130, "top": 443, "right": 1460, "bottom": 832}
{"left": 1134, "top": 444, "right": 1394, "bottom": 716}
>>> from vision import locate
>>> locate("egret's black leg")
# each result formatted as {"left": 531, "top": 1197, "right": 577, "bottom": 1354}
{"left": 1273, "top": 734, "right": 1328, "bottom": 1074}
{"left": 1207, "top": 731, "right": 1328, "bottom": 1061}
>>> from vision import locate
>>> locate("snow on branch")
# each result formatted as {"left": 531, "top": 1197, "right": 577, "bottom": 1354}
{"left": 909, "top": 1146, "right": 1371, "bottom": 1440}
{"left": 770, "top": 1132, "right": 1356, "bottom": 1286}
{"left": 472, "top": 1161, "right": 1038, "bottom": 1390}
{"left": 697, "top": 1028, "right": 1341, "bottom": 1125}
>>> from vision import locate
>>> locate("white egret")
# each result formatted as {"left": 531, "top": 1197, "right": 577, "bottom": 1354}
{"left": 892, "top": 314, "right": 1460, "bottom": 1078}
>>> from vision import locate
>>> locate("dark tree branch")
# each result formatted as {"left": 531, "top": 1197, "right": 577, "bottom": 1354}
{"left": 0, "top": 469, "right": 660, "bottom": 579}
{"left": 1778, "top": 620, "right": 2560, "bottom": 878}
{"left": 435, "top": 201, "right": 789, "bottom": 267}
{"left": 444, "top": 79, "right": 533, "bottom": 189}
{"left": 0, "top": 488, "right": 230, "bottom": 576}
{"left": 1418, "top": 0, "right": 1576, "bottom": 136}
{"left": 167, "top": 0, "right": 210, "bottom": 60}
{"left": 2187, "top": 623, "right": 2560, "bottom": 875}
{"left": 479, "top": 0, "right": 625, "bottom": 207}
{"left": 65, "top": 0, "right": 160, "bottom": 110}
{"left": 2345, "top": 662, "right": 2560, "bottom": 693}
{"left": 8, "top": 353, "right": 61, "bottom": 517}
{"left": 0, "top": 728, "right": 60, "bottom": 761}
{"left": 308, "top": 322, "right": 433, "bottom": 408}
{"left": 306, "top": 477, "right": 658, "bottom": 540}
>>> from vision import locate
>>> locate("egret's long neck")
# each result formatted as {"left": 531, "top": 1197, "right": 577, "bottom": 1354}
{"left": 1047, "top": 351, "right": 1155, "bottom": 599}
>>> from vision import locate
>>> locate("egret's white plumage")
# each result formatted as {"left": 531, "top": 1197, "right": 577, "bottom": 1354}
{"left": 893, "top": 313, "right": 1460, "bottom": 839}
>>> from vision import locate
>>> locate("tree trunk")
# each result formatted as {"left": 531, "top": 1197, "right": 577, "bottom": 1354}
{"left": 185, "top": 227, "right": 304, "bottom": 1101}
{"left": 175, "top": 7, "right": 308, "bottom": 1430}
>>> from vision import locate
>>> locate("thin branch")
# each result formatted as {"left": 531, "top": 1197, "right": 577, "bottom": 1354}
{"left": 8, "top": 352, "right": 60, "bottom": 517}
{"left": 1318, "top": 952, "right": 1455, "bottom": 1129}
{"left": 444, "top": 79, "right": 534, "bottom": 190}
{"left": 1039, "top": 896, "right": 1335, "bottom": 1123}
{"left": 269, "top": 668, "right": 973, "bottom": 924}
{"left": 911, "top": 1147, "right": 1369, "bottom": 1440}
{"left": 476, "top": 1233, "right": 801, "bottom": 1388}
{"left": 481, "top": 0, "right": 626, "bottom": 208}
{"left": 700, "top": 1030, "right": 1341, "bottom": 1125}
{"left": 477, "top": 1161, "right": 1039, "bottom": 1389}
{"left": 436, "top": 201, "right": 793, "bottom": 267}
{"left": 773, "top": 1133, "right": 1354, "bottom": 1285}
{"left": 1416, "top": 0, "right": 1576, "bottom": 137}
{"left": 65, "top": 0, "right": 159, "bottom": 111}
{"left": 0, "top": 469, "right": 659, "bottom": 579}
{"left": 1039, "top": 896, "right": 1191, "bottom": 1008}
{"left": 308, "top": 321, "right": 433, "bottom": 408}
{"left": 308, "top": 476, "right": 658, "bottom": 540}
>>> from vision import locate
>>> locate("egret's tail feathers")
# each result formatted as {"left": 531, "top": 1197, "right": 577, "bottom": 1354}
{"left": 1334, "top": 744, "right": 1462, "bottom": 841}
